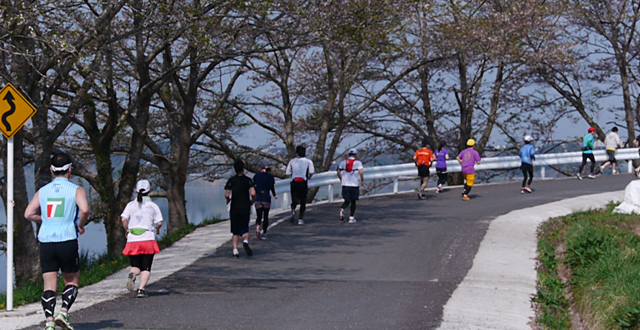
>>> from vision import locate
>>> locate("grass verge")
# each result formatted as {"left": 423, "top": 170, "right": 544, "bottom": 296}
{"left": 534, "top": 203, "right": 640, "bottom": 329}
{"left": 0, "top": 217, "right": 221, "bottom": 309}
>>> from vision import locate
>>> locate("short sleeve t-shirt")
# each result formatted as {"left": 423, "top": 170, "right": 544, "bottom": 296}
{"left": 414, "top": 148, "right": 434, "bottom": 166}
{"left": 583, "top": 134, "right": 595, "bottom": 154}
{"left": 458, "top": 148, "right": 481, "bottom": 174}
{"left": 225, "top": 174, "right": 254, "bottom": 212}
{"left": 121, "top": 200, "right": 163, "bottom": 242}
{"left": 435, "top": 149, "right": 449, "bottom": 169}
{"left": 338, "top": 157, "right": 363, "bottom": 187}
{"left": 253, "top": 171, "right": 275, "bottom": 203}
{"left": 286, "top": 157, "right": 315, "bottom": 181}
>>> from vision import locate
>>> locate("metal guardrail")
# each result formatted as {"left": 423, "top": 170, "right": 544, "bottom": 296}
{"left": 273, "top": 148, "right": 640, "bottom": 208}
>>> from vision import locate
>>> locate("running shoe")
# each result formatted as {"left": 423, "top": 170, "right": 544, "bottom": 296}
{"left": 521, "top": 188, "right": 525, "bottom": 194}
{"left": 290, "top": 210, "right": 297, "bottom": 224}
{"left": 417, "top": 191, "right": 423, "bottom": 200}
{"left": 44, "top": 322, "right": 56, "bottom": 330}
{"left": 243, "top": 242, "right": 253, "bottom": 256}
{"left": 348, "top": 217, "right": 356, "bottom": 223}
{"left": 524, "top": 186, "right": 532, "bottom": 193}
{"left": 297, "top": 219, "right": 304, "bottom": 225}
{"left": 576, "top": 173, "right": 582, "bottom": 180}
{"left": 255, "top": 225, "right": 260, "bottom": 239}
{"left": 339, "top": 210, "right": 345, "bottom": 222}
{"left": 462, "top": 195, "right": 470, "bottom": 201}
{"left": 261, "top": 233, "right": 267, "bottom": 240}
{"left": 126, "top": 272, "right": 136, "bottom": 292}
{"left": 613, "top": 169, "right": 618, "bottom": 175}
{"left": 136, "top": 289, "right": 147, "bottom": 298}
{"left": 54, "top": 312, "right": 74, "bottom": 330}
{"left": 588, "top": 174, "right": 596, "bottom": 179}
{"left": 233, "top": 252, "right": 239, "bottom": 258}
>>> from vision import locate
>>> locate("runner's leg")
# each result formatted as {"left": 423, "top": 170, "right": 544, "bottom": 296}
{"left": 350, "top": 201, "right": 357, "bottom": 217}
{"left": 263, "top": 208, "right": 270, "bottom": 233}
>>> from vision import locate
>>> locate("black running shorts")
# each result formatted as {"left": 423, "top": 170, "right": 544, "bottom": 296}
{"left": 40, "top": 240, "right": 79, "bottom": 274}
{"left": 342, "top": 186, "right": 360, "bottom": 202}
{"left": 418, "top": 165, "right": 430, "bottom": 178}
{"left": 607, "top": 149, "right": 616, "bottom": 163}
{"left": 129, "top": 254, "right": 155, "bottom": 272}
{"left": 230, "top": 211, "right": 250, "bottom": 236}
{"left": 290, "top": 180, "right": 308, "bottom": 205}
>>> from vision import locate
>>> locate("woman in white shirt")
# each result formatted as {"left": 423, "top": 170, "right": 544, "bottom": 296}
{"left": 121, "top": 180, "right": 163, "bottom": 298}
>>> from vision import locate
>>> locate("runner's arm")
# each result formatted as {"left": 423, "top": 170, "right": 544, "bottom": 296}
{"left": 336, "top": 168, "right": 342, "bottom": 181}
{"left": 76, "top": 187, "right": 90, "bottom": 235}
{"left": 24, "top": 191, "right": 42, "bottom": 223}
{"left": 225, "top": 189, "right": 231, "bottom": 204}
{"left": 250, "top": 187, "right": 256, "bottom": 204}
{"left": 359, "top": 168, "right": 364, "bottom": 186}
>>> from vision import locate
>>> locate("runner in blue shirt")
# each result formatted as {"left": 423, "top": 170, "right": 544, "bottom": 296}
{"left": 519, "top": 136, "right": 536, "bottom": 194}
{"left": 253, "top": 159, "right": 277, "bottom": 239}
{"left": 577, "top": 127, "right": 597, "bottom": 179}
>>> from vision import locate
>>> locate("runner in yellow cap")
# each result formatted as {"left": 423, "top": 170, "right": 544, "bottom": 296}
{"left": 456, "top": 139, "right": 482, "bottom": 201}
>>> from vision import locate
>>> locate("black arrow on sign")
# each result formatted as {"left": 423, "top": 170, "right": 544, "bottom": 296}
{"left": 3, "top": 91, "right": 15, "bottom": 132}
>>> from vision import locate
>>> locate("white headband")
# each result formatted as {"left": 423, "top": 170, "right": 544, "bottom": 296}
{"left": 51, "top": 163, "right": 72, "bottom": 172}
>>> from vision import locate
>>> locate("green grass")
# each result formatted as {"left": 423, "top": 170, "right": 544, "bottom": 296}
{"left": 0, "top": 217, "right": 222, "bottom": 309}
{"left": 534, "top": 204, "right": 640, "bottom": 329}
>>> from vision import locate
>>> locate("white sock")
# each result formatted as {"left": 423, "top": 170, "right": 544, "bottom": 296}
{"left": 243, "top": 240, "right": 248, "bottom": 244}
{"left": 233, "top": 249, "right": 239, "bottom": 254}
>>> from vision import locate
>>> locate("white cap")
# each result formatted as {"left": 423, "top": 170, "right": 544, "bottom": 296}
{"left": 524, "top": 135, "right": 533, "bottom": 142}
{"left": 136, "top": 180, "right": 151, "bottom": 193}
{"left": 348, "top": 148, "right": 357, "bottom": 155}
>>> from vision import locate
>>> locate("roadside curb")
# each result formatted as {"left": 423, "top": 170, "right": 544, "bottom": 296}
{"left": 436, "top": 190, "right": 624, "bottom": 330}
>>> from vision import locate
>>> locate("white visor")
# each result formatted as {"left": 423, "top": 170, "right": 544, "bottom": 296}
{"left": 51, "top": 163, "right": 72, "bottom": 172}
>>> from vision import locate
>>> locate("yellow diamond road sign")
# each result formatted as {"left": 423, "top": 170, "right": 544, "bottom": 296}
{"left": 0, "top": 83, "right": 37, "bottom": 139}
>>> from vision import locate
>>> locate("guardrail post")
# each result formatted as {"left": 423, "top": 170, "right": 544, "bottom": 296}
{"left": 629, "top": 160, "right": 633, "bottom": 174}
{"left": 393, "top": 177, "right": 399, "bottom": 194}
{"left": 328, "top": 184, "right": 333, "bottom": 202}
{"left": 540, "top": 167, "right": 546, "bottom": 180}
{"left": 282, "top": 192, "right": 289, "bottom": 210}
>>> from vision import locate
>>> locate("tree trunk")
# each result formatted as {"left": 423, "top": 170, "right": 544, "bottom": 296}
{"left": 2, "top": 131, "right": 41, "bottom": 286}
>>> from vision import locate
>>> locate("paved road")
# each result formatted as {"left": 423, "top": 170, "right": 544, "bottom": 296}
{"left": 23, "top": 175, "right": 633, "bottom": 330}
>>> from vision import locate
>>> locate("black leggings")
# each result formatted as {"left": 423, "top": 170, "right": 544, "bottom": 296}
{"left": 579, "top": 153, "right": 596, "bottom": 174}
{"left": 341, "top": 200, "right": 357, "bottom": 217}
{"left": 256, "top": 208, "right": 270, "bottom": 233}
{"left": 436, "top": 169, "right": 447, "bottom": 186}
{"left": 521, "top": 163, "right": 533, "bottom": 187}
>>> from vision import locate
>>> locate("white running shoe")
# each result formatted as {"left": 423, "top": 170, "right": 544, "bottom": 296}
{"left": 126, "top": 272, "right": 136, "bottom": 292}
{"left": 588, "top": 174, "right": 596, "bottom": 179}
{"left": 577, "top": 173, "right": 583, "bottom": 180}
{"left": 297, "top": 219, "right": 304, "bottom": 225}
{"left": 348, "top": 217, "right": 356, "bottom": 223}
{"left": 612, "top": 169, "right": 618, "bottom": 175}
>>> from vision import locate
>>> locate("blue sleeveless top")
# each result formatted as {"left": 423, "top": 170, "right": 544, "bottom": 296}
{"left": 37, "top": 178, "right": 80, "bottom": 243}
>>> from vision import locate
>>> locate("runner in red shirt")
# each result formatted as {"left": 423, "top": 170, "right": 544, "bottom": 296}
{"left": 413, "top": 140, "right": 435, "bottom": 200}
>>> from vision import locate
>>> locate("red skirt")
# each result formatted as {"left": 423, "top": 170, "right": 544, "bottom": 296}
{"left": 123, "top": 240, "right": 160, "bottom": 256}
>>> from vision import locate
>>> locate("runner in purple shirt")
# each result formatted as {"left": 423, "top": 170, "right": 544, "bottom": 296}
{"left": 434, "top": 141, "right": 450, "bottom": 193}
{"left": 456, "top": 139, "right": 482, "bottom": 201}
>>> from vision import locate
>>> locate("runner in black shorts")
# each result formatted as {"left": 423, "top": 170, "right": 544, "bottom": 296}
{"left": 25, "top": 153, "right": 90, "bottom": 330}
{"left": 286, "top": 146, "right": 315, "bottom": 225}
{"left": 225, "top": 160, "right": 256, "bottom": 258}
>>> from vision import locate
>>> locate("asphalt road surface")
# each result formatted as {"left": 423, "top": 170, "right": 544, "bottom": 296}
{"left": 23, "top": 174, "right": 634, "bottom": 330}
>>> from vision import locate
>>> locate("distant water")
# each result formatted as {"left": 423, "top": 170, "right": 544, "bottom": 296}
{"left": 0, "top": 181, "right": 228, "bottom": 292}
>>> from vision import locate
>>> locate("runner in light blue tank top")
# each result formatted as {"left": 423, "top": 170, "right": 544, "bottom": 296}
{"left": 25, "top": 152, "right": 90, "bottom": 330}
{"left": 38, "top": 177, "right": 80, "bottom": 243}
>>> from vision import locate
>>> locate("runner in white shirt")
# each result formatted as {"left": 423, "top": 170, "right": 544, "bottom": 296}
{"left": 121, "top": 180, "right": 163, "bottom": 298}
{"left": 337, "top": 149, "right": 364, "bottom": 223}
{"left": 285, "top": 146, "right": 315, "bottom": 225}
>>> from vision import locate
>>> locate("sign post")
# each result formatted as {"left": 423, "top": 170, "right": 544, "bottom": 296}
{"left": 0, "top": 83, "right": 37, "bottom": 311}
